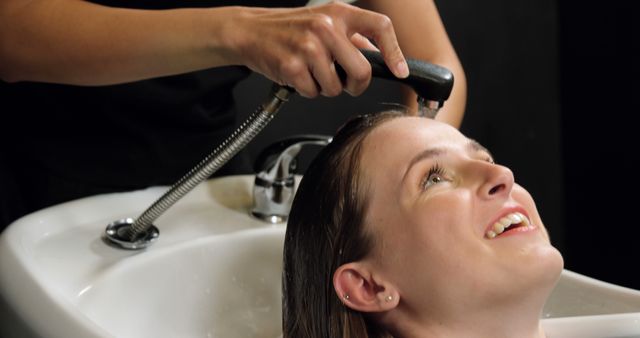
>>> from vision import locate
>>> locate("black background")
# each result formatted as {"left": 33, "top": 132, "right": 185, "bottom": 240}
{"left": 234, "top": 0, "right": 639, "bottom": 289}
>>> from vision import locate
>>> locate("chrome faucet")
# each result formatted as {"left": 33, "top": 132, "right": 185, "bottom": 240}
{"left": 251, "top": 135, "right": 332, "bottom": 223}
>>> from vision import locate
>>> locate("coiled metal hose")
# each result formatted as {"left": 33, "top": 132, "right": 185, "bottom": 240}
{"left": 104, "top": 84, "right": 294, "bottom": 248}
{"left": 127, "top": 84, "right": 294, "bottom": 240}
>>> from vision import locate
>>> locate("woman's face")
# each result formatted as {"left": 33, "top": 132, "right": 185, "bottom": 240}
{"left": 358, "top": 117, "right": 563, "bottom": 317}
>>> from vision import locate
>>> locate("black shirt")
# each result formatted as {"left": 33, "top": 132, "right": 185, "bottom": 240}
{"left": 0, "top": 0, "right": 308, "bottom": 228}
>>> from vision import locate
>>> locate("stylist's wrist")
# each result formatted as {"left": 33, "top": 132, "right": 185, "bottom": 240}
{"left": 204, "top": 6, "right": 254, "bottom": 66}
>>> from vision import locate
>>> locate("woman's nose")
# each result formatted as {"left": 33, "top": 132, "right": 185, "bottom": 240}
{"left": 477, "top": 163, "right": 515, "bottom": 200}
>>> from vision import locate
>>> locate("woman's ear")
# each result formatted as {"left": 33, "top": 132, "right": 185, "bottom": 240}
{"left": 333, "top": 262, "right": 399, "bottom": 313}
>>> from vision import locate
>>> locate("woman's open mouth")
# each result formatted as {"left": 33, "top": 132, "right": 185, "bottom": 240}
{"left": 485, "top": 212, "right": 534, "bottom": 239}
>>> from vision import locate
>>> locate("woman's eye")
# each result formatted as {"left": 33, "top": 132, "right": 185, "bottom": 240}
{"left": 424, "top": 173, "right": 444, "bottom": 188}
{"left": 421, "top": 164, "right": 448, "bottom": 190}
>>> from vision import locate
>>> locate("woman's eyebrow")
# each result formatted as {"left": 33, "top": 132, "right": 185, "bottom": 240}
{"left": 402, "top": 147, "right": 446, "bottom": 183}
{"left": 401, "top": 140, "right": 493, "bottom": 184}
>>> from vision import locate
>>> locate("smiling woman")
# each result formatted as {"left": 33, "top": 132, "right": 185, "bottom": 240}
{"left": 282, "top": 111, "right": 564, "bottom": 338}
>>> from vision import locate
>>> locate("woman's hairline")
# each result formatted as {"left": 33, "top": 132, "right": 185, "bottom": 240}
{"left": 343, "top": 111, "right": 410, "bottom": 262}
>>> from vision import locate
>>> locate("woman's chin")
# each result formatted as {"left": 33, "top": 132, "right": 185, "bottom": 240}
{"left": 543, "top": 245, "right": 564, "bottom": 278}
{"left": 525, "top": 244, "right": 564, "bottom": 287}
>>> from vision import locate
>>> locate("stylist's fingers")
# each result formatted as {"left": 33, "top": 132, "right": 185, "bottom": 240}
{"left": 342, "top": 35, "right": 379, "bottom": 95}
{"left": 329, "top": 35, "right": 371, "bottom": 96}
{"left": 305, "top": 9, "right": 370, "bottom": 96}
{"left": 282, "top": 57, "right": 320, "bottom": 98}
{"left": 350, "top": 33, "right": 378, "bottom": 51}
{"left": 299, "top": 32, "right": 343, "bottom": 96}
{"left": 311, "top": 60, "right": 343, "bottom": 97}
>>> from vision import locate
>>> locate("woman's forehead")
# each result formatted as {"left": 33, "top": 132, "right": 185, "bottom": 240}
{"left": 363, "top": 117, "right": 467, "bottom": 155}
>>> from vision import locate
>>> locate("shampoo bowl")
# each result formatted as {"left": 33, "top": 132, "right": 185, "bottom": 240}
{"left": 1, "top": 175, "right": 639, "bottom": 338}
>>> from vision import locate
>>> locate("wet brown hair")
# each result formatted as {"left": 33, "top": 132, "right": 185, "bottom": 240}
{"left": 282, "top": 111, "right": 405, "bottom": 338}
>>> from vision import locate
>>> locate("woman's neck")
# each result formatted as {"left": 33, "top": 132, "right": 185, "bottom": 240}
{"left": 387, "top": 288, "right": 549, "bottom": 338}
{"left": 400, "top": 322, "right": 546, "bottom": 338}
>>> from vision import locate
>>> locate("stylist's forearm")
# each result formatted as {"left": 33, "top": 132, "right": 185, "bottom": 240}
{"left": 0, "top": 0, "right": 239, "bottom": 85}
{"left": 357, "top": 0, "right": 467, "bottom": 128}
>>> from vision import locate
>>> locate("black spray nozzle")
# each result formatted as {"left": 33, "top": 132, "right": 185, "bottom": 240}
{"left": 336, "top": 49, "right": 454, "bottom": 106}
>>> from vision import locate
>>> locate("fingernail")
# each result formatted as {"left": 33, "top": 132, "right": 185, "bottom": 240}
{"left": 397, "top": 60, "right": 409, "bottom": 78}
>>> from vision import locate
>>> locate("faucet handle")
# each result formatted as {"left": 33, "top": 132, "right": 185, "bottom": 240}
{"left": 251, "top": 134, "right": 332, "bottom": 223}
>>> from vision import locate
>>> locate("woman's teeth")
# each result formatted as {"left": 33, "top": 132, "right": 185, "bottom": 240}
{"left": 485, "top": 212, "right": 530, "bottom": 239}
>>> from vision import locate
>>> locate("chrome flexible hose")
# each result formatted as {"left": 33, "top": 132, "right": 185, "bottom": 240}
{"left": 123, "top": 85, "right": 294, "bottom": 242}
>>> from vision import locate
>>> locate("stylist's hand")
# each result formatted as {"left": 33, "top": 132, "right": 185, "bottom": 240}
{"left": 228, "top": 2, "right": 409, "bottom": 98}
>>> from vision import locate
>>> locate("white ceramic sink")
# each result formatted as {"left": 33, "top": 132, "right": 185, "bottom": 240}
{"left": 1, "top": 175, "right": 640, "bottom": 338}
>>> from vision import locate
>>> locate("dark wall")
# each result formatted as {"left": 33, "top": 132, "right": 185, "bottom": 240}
{"left": 558, "top": 1, "right": 639, "bottom": 289}
{"left": 234, "top": 0, "right": 637, "bottom": 288}
{"left": 437, "top": 0, "right": 564, "bottom": 256}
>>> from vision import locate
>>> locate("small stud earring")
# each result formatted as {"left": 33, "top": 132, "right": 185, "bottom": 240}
{"left": 385, "top": 295, "right": 393, "bottom": 302}
{"left": 343, "top": 294, "right": 350, "bottom": 300}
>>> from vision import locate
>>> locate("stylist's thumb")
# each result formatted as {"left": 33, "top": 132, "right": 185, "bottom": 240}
{"left": 344, "top": 6, "right": 409, "bottom": 79}
{"left": 380, "top": 40, "right": 409, "bottom": 79}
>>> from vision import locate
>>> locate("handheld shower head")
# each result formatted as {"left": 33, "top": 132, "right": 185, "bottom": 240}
{"left": 336, "top": 49, "right": 454, "bottom": 117}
